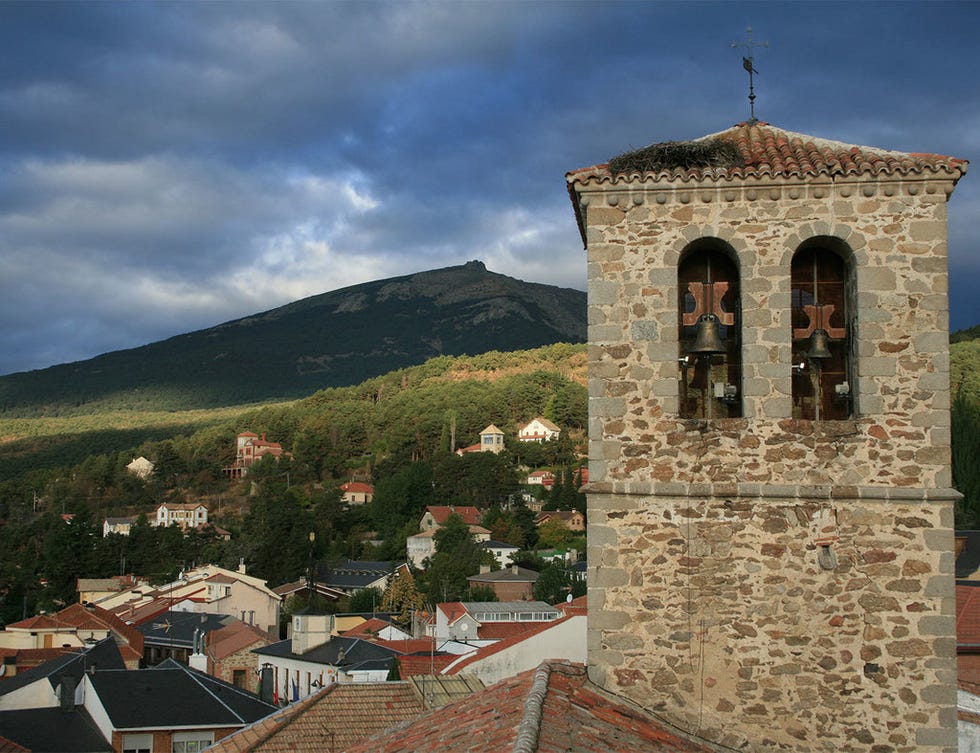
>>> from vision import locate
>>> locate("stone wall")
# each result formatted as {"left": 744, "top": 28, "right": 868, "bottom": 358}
{"left": 578, "top": 171, "right": 960, "bottom": 752}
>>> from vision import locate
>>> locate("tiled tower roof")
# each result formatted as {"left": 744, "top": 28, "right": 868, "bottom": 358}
{"left": 568, "top": 121, "right": 968, "bottom": 185}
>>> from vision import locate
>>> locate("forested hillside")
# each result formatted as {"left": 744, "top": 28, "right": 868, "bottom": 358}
{"left": 0, "top": 344, "right": 589, "bottom": 624}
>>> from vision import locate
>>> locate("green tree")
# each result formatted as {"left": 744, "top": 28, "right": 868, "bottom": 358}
{"left": 348, "top": 587, "right": 383, "bottom": 613}
{"left": 537, "top": 517, "right": 573, "bottom": 550}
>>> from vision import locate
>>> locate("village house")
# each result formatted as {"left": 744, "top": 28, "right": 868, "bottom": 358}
{"left": 155, "top": 502, "right": 208, "bottom": 530}
{"left": 339, "top": 480, "right": 374, "bottom": 505}
{"left": 406, "top": 506, "right": 490, "bottom": 568}
{"left": 125, "top": 456, "right": 154, "bottom": 479}
{"left": 465, "top": 565, "right": 539, "bottom": 602}
{"left": 0, "top": 603, "right": 143, "bottom": 670}
{"left": 102, "top": 516, "right": 137, "bottom": 537}
{"left": 432, "top": 601, "right": 561, "bottom": 644}
{"left": 88, "top": 564, "right": 281, "bottom": 637}
{"left": 534, "top": 509, "right": 585, "bottom": 532}
{"left": 314, "top": 560, "right": 410, "bottom": 596}
{"left": 440, "top": 597, "right": 587, "bottom": 686}
{"left": 517, "top": 416, "right": 560, "bottom": 443}
{"left": 224, "top": 431, "right": 288, "bottom": 479}
{"left": 454, "top": 424, "right": 505, "bottom": 455}
{"left": 418, "top": 505, "right": 481, "bottom": 532}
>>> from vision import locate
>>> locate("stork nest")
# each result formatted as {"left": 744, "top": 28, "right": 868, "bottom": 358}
{"left": 608, "top": 138, "right": 744, "bottom": 175}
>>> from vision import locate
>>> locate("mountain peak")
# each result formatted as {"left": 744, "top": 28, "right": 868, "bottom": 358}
{"left": 0, "top": 263, "right": 586, "bottom": 414}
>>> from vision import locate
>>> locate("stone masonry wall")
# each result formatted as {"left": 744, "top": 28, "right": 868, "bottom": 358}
{"left": 579, "top": 172, "right": 959, "bottom": 752}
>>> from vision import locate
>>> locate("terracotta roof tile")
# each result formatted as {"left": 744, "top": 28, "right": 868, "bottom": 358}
{"left": 568, "top": 121, "right": 967, "bottom": 185}
{"left": 425, "top": 506, "right": 482, "bottom": 526}
{"left": 345, "top": 662, "right": 717, "bottom": 753}
{"left": 958, "top": 583, "right": 980, "bottom": 646}
{"left": 206, "top": 682, "right": 425, "bottom": 752}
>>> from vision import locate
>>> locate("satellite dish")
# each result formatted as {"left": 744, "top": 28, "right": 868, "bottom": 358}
{"left": 566, "top": 593, "right": 573, "bottom": 603}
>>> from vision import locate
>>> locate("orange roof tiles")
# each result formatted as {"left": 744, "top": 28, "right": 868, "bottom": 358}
{"left": 425, "top": 506, "right": 482, "bottom": 526}
{"left": 206, "top": 682, "right": 425, "bottom": 753}
{"left": 209, "top": 621, "right": 275, "bottom": 661}
{"left": 6, "top": 603, "right": 143, "bottom": 657}
{"left": 345, "top": 662, "right": 716, "bottom": 753}
{"left": 568, "top": 121, "right": 968, "bottom": 185}
{"left": 958, "top": 584, "right": 980, "bottom": 647}
{"left": 343, "top": 617, "right": 397, "bottom": 638}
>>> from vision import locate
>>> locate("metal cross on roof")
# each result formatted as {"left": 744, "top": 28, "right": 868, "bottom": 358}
{"left": 731, "top": 27, "right": 768, "bottom": 123}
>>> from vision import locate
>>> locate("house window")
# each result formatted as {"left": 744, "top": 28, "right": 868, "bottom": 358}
{"left": 172, "top": 731, "right": 214, "bottom": 753}
{"left": 678, "top": 243, "right": 742, "bottom": 418}
{"left": 791, "top": 244, "right": 852, "bottom": 420}
{"left": 122, "top": 733, "right": 153, "bottom": 753}
{"left": 232, "top": 669, "right": 247, "bottom": 688}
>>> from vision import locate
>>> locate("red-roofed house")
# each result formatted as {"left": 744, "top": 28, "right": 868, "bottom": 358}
{"left": 0, "top": 603, "right": 143, "bottom": 669}
{"left": 342, "top": 618, "right": 411, "bottom": 642}
{"left": 339, "top": 481, "right": 374, "bottom": 506}
{"left": 204, "top": 620, "right": 278, "bottom": 690}
{"left": 224, "top": 431, "right": 289, "bottom": 479}
{"left": 419, "top": 506, "right": 482, "bottom": 531}
{"left": 442, "top": 607, "right": 586, "bottom": 686}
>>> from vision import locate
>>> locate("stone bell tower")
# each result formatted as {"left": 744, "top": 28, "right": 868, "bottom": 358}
{"left": 567, "top": 122, "right": 967, "bottom": 751}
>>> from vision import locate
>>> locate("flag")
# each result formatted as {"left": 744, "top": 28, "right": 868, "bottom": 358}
{"left": 291, "top": 679, "right": 299, "bottom": 702}
{"left": 743, "top": 56, "right": 758, "bottom": 75}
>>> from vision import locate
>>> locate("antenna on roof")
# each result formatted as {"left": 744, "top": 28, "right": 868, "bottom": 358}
{"left": 731, "top": 26, "right": 768, "bottom": 123}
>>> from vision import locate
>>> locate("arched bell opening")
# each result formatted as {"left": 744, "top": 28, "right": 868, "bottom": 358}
{"left": 677, "top": 240, "right": 741, "bottom": 420}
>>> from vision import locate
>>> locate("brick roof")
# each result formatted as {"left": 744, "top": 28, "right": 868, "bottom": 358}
{"left": 340, "top": 481, "right": 374, "bottom": 494}
{"left": 345, "top": 661, "right": 717, "bottom": 753}
{"left": 958, "top": 583, "right": 980, "bottom": 647}
{"left": 424, "top": 506, "right": 482, "bottom": 526}
{"left": 206, "top": 682, "right": 425, "bottom": 753}
{"left": 5, "top": 603, "right": 143, "bottom": 659}
{"left": 568, "top": 121, "right": 968, "bottom": 185}
{"left": 208, "top": 620, "right": 276, "bottom": 661}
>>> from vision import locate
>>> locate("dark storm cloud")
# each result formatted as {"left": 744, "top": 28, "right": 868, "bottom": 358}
{"left": 0, "top": 0, "right": 978, "bottom": 375}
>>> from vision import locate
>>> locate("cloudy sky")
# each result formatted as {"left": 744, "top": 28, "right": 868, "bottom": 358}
{"left": 1, "top": 1, "right": 977, "bottom": 376}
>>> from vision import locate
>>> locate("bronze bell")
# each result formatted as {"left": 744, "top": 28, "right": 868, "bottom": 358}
{"left": 689, "top": 314, "right": 726, "bottom": 354}
{"left": 806, "top": 328, "right": 833, "bottom": 360}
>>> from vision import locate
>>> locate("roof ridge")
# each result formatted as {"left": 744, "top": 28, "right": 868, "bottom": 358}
{"left": 178, "top": 662, "right": 262, "bottom": 722}
{"left": 512, "top": 663, "right": 550, "bottom": 753}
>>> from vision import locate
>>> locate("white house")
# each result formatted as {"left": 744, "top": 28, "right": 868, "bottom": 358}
{"left": 155, "top": 502, "right": 208, "bottom": 530}
{"left": 252, "top": 614, "right": 399, "bottom": 703}
{"left": 441, "top": 599, "right": 587, "bottom": 686}
{"left": 126, "top": 456, "right": 155, "bottom": 479}
{"left": 517, "top": 417, "right": 560, "bottom": 443}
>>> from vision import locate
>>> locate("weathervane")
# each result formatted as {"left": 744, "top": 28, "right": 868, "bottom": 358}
{"left": 732, "top": 27, "right": 768, "bottom": 123}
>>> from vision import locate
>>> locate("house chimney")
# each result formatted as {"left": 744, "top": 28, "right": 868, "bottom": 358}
{"left": 238, "top": 558, "right": 246, "bottom": 574}
{"left": 511, "top": 564, "right": 519, "bottom": 575}
{"left": 259, "top": 664, "right": 274, "bottom": 704}
{"left": 479, "top": 564, "right": 491, "bottom": 575}
{"left": 58, "top": 676, "right": 76, "bottom": 711}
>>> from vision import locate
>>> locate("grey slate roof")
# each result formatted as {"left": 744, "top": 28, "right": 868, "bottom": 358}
{"left": 0, "top": 639, "right": 124, "bottom": 699}
{"left": 253, "top": 635, "right": 398, "bottom": 670}
{"left": 87, "top": 659, "right": 276, "bottom": 730}
{"left": 0, "top": 707, "right": 111, "bottom": 752}
{"left": 137, "top": 611, "right": 232, "bottom": 649}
